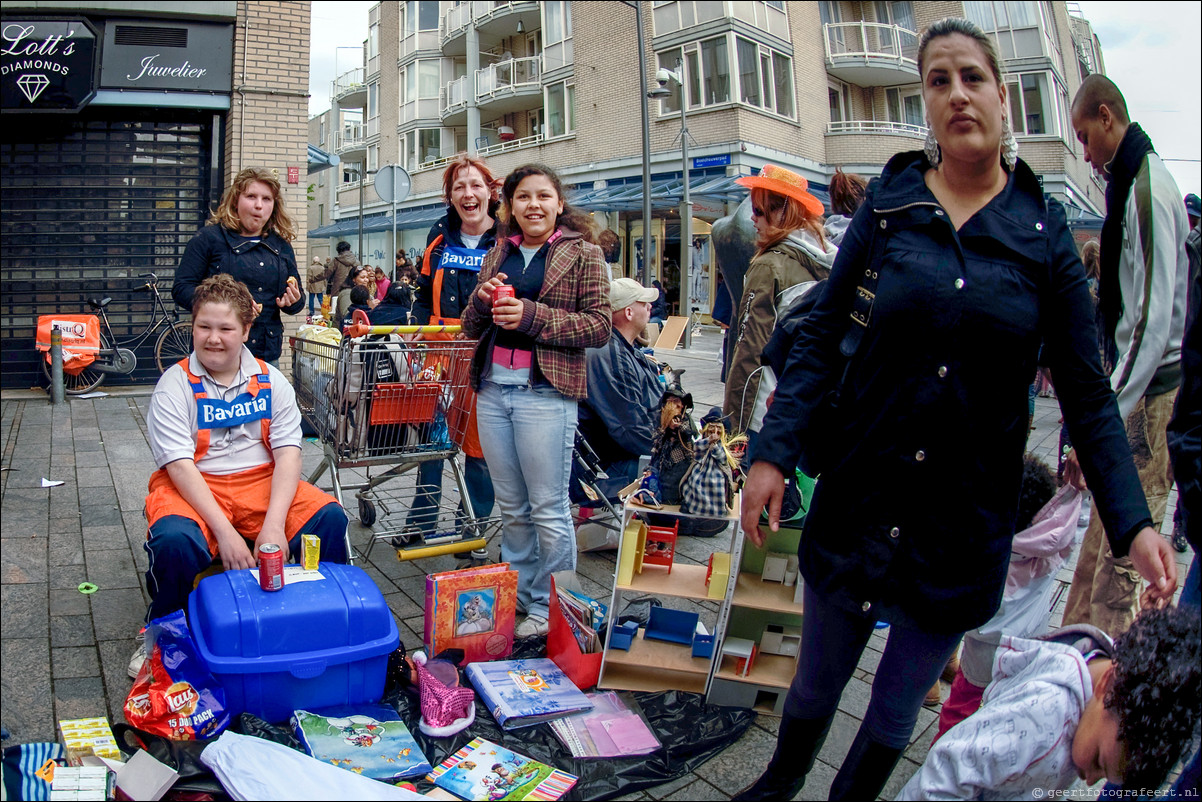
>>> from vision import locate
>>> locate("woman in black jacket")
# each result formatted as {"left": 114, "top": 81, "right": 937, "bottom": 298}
{"left": 173, "top": 167, "right": 304, "bottom": 363}
{"left": 737, "top": 18, "right": 1178, "bottom": 801}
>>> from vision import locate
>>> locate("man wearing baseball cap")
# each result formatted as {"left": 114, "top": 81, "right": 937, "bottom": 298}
{"left": 576, "top": 278, "right": 666, "bottom": 498}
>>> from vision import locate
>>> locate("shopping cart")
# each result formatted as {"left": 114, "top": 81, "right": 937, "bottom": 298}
{"left": 291, "top": 318, "right": 499, "bottom": 563}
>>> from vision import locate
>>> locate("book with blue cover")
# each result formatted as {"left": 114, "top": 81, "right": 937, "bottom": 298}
{"left": 465, "top": 658, "right": 593, "bottom": 730}
{"left": 290, "top": 705, "right": 432, "bottom": 781}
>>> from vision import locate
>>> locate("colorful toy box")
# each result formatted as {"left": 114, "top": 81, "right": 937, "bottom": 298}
{"left": 189, "top": 563, "right": 399, "bottom": 723}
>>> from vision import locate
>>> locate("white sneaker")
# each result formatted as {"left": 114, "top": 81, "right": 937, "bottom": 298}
{"left": 514, "top": 614, "right": 549, "bottom": 639}
{"left": 127, "top": 640, "right": 148, "bottom": 680}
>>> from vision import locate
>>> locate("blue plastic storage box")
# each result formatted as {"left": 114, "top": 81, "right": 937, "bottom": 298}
{"left": 189, "top": 563, "right": 399, "bottom": 723}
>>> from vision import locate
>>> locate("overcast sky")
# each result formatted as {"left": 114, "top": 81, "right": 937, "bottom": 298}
{"left": 308, "top": 1, "right": 1200, "bottom": 195}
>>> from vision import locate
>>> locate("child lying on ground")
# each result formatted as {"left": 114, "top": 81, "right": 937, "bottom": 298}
{"left": 899, "top": 605, "right": 1200, "bottom": 800}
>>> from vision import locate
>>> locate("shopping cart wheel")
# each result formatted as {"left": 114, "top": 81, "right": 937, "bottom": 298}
{"left": 358, "top": 498, "right": 377, "bottom": 527}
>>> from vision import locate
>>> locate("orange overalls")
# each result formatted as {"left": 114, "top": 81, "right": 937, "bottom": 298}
{"left": 144, "top": 359, "right": 336, "bottom": 555}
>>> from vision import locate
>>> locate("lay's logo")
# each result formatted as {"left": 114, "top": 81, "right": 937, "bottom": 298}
{"left": 164, "top": 681, "right": 198, "bottom": 716}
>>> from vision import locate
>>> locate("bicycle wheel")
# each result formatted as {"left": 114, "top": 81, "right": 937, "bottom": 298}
{"left": 41, "top": 331, "right": 109, "bottom": 395}
{"left": 155, "top": 320, "right": 193, "bottom": 374}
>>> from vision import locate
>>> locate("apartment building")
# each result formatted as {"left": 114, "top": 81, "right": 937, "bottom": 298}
{"left": 1, "top": 1, "right": 311, "bottom": 389}
{"left": 310, "top": 0, "right": 1108, "bottom": 312}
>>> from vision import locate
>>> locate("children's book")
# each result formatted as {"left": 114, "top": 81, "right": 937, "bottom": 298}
{"left": 290, "top": 705, "right": 432, "bottom": 781}
{"left": 427, "top": 737, "right": 577, "bottom": 801}
{"left": 465, "top": 658, "right": 593, "bottom": 730}
{"left": 425, "top": 563, "right": 519, "bottom": 664}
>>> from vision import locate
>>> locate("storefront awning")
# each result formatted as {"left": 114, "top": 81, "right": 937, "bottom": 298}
{"left": 307, "top": 205, "right": 447, "bottom": 240}
{"left": 569, "top": 174, "right": 832, "bottom": 214}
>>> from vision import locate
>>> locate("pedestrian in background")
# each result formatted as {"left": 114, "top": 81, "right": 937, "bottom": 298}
{"left": 322, "top": 241, "right": 360, "bottom": 318}
{"left": 1062, "top": 73, "right": 1190, "bottom": 637}
{"left": 738, "top": 19, "right": 1176, "bottom": 801}
{"left": 823, "top": 167, "right": 868, "bottom": 246}
{"left": 307, "top": 256, "right": 326, "bottom": 318}
{"left": 173, "top": 166, "right": 304, "bottom": 365}
{"left": 462, "top": 163, "right": 610, "bottom": 638}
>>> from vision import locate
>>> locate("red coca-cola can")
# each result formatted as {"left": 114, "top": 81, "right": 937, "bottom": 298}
{"left": 493, "top": 284, "right": 515, "bottom": 303}
{"left": 258, "top": 543, "right": 284, "bottom": 591}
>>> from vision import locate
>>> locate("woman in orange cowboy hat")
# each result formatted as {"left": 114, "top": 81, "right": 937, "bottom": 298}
{"left": 722, "top": 164, "right": 837, "bottom": 436}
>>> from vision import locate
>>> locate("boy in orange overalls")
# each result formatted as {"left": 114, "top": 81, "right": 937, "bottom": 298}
{"left": 131, "top": 274, "right": 348, "bottom": 677}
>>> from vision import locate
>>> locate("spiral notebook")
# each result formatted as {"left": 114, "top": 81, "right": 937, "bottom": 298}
{"left": 426, "top": 737, "right": 577, "bottom": 801}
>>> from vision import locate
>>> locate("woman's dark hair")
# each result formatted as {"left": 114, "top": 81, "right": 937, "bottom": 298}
{"left": 750, "top": 187, "right": 826, "bottom": 254}
{"left": 829, "top": 168, "right": 868, "bottom": 217}
{"left": 1081, "top": 239, "right": 1101, "bottom": 282}
{"left": 1105, "top": 605, "right": 1201, "bottom": 789}
{"left": 349, "top": 285, "right": 370, "bottom": 306}
{"left": 917, "top": 18, "right": 1003, "bottom": 86}
{"left": 500, "top": 163, "right": 596, "bottom": 243}
{"left": 385, "top": 283, "right": 411, "bottom": 304}
{"left": 598, "top": 229, "right": 621, "bottom": 263}
{"left": 337, "top": 240, "right": 351, "bottom": 254}
{"left": 1016, "top": 453, "right": 1056, "bottom": 531}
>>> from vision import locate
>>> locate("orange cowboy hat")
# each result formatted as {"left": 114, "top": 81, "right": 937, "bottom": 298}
{"left": 736, "top": 164, "right": 825, "bottom": 219}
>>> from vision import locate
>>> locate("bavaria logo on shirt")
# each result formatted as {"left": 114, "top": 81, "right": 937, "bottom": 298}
{"left": 196, "top": 389, "right": 272, "bottom": 429}
{"left": 439, "top": 245, "right": 486, "bottom": 271}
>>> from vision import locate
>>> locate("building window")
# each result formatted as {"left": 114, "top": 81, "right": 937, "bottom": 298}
{"left": 546, "top": 82, "right": 575, "bottom": 138}
{"left": 368, "top": 21, "right": 378, "bottom": 61}
{"left": 1006, "top": 71, "right": 1057, "bottom": 135}
{"left": 319, "top": 118, "right": 326, "bottom": 146}
{"left": 318, "top": 204, "right": 324, "bottom": 226}
{"left": 367, "top": 83, "right": 378, "bottom": 120}
{"left": 828, "top": 80, "right": 850, "bottom": 124}
{"left": 700, "top": 37, "right": 730, "bottom": 105}
{"left": 367, "top": 143, "right": 378, "bottom": 174}
{"left": 657, "top": 48, "right": 683, "bottom": 113}
{"left": 403, "top": 1, "right": 440, "bottom": 36}
{"left": 734, "top": 37, "right": 793, "bottom": 117}
{"left": 403, "top": 128, "right": 444, "bottom": 169}
{"left": 873, "top": 1, "right": 917, "bottom": 58}
{"left": 966, "top": 1, "right": 1061, "bottom": 63}
{"left": 402, "top": 59, "right": 441, "bottom": 105}
{"left": 657, "top": 35, "right": 790, "bottom": 117}
{"left": 653, "top": 2, "right": 726, "bottom": 35}
{"left": 545, "top": 1, "right": 572, "bottom": 45}
{"left": 886, "top": 86, "right": 923, "bottom": 128}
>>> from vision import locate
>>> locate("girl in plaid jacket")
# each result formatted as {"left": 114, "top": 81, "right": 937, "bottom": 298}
{"left": 462, "top": 164, "right": 611, "bottom": 638}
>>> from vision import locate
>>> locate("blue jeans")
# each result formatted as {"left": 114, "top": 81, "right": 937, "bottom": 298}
{"left": 786, "top": 583, "right": 963, "bottom": 749}
{"left": 406, "top": 455, "right": 494, "bottom": 534}
{"left": 308, "top": 291, "right": 323, "bottom": 316}
{"left": 476, "top": 381, "right": 577, "bottom": 619}
{"left": 1182, "top": 553, "right": 1201, "bottom": 610}
{"left": 143, "top": 504, "right": 348, "bottom": 622}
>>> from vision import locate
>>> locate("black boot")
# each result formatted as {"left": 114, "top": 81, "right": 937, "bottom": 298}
{"left": 733, "top": 712, "right": 834, "bottom": 801}
{"left": 828, "top": 728, "right": 906, "bottom": 801}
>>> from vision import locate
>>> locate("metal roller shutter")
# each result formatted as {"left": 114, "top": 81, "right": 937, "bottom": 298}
{"left": 1, "top": 109, "right": 220, "bottom": 390}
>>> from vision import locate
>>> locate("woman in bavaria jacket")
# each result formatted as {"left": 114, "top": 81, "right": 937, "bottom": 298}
{"left": 737, "top": 18, "right": 1178, "bottom": 801}
{"left": 462, "top": 163, "right": 610, "bottom": 639}
{"left": 173, "top": 167, "right": 304, "bottom": 364}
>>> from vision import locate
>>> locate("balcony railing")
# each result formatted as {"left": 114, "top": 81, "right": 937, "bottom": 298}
{"left": 476, "top": 56, "right": 541, "bottom": 102}
{"left": 331, "top": 67, "right": 365, "bottom": 102}
{"left": 441, "top": 75, "right": 471, "bottom": 117}
{"left": 442, "top": 2, "right": 473, "bottom": 39}
{"left": 824, "top": 22, "right": 918, "bottom": 67}
{"left": 478, "top": 132, "right": 544, "bottom": 158}
{"left": 336, "top": 123, "right": 366, "bottom": 152}
{"left": 826, "top": 120, "right": 927, "bottom": 137}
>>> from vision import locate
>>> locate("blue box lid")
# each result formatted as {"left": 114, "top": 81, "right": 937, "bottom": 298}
{"left": 189, "top": 563, "right": 399, "bottom": 674}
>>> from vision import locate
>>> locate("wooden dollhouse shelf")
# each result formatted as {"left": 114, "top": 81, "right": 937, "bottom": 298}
{"left": 597, "top": 662, "right": 708, "bottom": 694}
{"left": 616, "top": 563, "right": 716, "bottom": 601}
{"left": 603, "top": 629, "right": 712, "bottom": 676}
{"left": 620, "top": 486, "right": 743, "bottom": 521}
{"left": 714, "top": 652, "right": 798, "bottom": 689}
{"left": 731, "top": 572, "right": 805, "bottom": 614}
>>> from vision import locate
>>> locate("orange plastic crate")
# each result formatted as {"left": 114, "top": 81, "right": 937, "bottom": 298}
{"left": 369, "top": 382, "right": 441, "bottom": 425}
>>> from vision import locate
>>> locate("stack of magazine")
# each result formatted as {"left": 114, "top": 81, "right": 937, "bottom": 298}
{"left": 555, "top": 586, "right": 607, "bottom": 654}
{"left": 548, "top": 691, "right": 661, "bottom": 759}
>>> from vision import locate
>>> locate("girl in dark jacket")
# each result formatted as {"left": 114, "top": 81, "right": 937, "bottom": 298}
{"left": 173, "top": 167, "right": 304, "bottom": 363}
{"left": 738, "top": 18, "right": 1177, "bottom": 801}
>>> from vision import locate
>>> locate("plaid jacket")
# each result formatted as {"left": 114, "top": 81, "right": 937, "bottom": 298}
{"left": 463, "top": 227, "right": 611, "bottom": 399}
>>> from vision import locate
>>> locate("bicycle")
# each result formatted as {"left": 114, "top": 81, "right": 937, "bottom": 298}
{"left": 40, "top": 272, "right": 193, "bottom": 395}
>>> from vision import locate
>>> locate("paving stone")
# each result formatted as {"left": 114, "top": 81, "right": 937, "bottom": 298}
{"left": 817, "top": 712, "right": 861, "bottom": 767}
{"left": 50, "top": 614, "right": 95, "bottom": 648}
{"left": 73, "top": 450, "right": 112, "bottom": 468}
{"left": 382, "top": 590, "right": 422, "bottom": 621}
{"left": 97, "top": 638, "right": 136, "bottom": 727}
{"left": 50, "top": 515, "right": 83, "bottom": 535}
{"left": 78, "top": 486, "right": 119, "bottom": 508}
{"left": 50, "top": 564, "right": 88, "bottom": 590}
{"left": 48, "top": 532, "right": 87, "bottom": 570}
{"left": 86, "top": 548, "right": 140, "bottom": 589}
{"left": 0, "top": 506, "right": 49, "bottom": 538}
{"left": 1, "top": 582, "right": 49, "bottom": 637}
{"left": 54, "top": 676, "right": 109, "bottom": 722}
{"left": 882, "top": 757, "right": 922, "bottom": 800}
{"left": 82, "top": 525, "right": 127, "bottom": 550}
{"left": 357, "top": 562, "right": 400, "bottom": 594}
{"left": 50, "top": 586, "right": 91, "bottom": 616}
{"left": 693, "top": 721, "right": 776, "bottom": 790}
{"left": 90, "top": 588, "right": 148, "bottom": 641}
{"left": 645, "top": 772, "right": 704, "bottom": 800}
{"left": 51, "top": 453, "right": 77, "bottom": 469}
{"left": 75, "top": 466, "right": 115, "bottom": 488}
{"left": 1, "top": 536, "right": 48, "bottom": 583}
{"left": 835, "top": 676, "right": 872, "bottom": 719}
{"left": 0, "top": 637, "right": 54, "bottom": 744}
{"left": 661, "top": 779, "right": 728, "bottom": 801}
{"left": 52, "top": 646, "right": 101, "bottom": 679}
{"left": 77, "top": 503, "right": 123, "bottom": 527}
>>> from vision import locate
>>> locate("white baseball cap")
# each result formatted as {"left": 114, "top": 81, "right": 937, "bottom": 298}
{"left": 610, "top": 277, "right": 658, "bottom": 311}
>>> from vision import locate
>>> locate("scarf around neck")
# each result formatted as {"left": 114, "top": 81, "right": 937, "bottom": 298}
{"left": 1100, "top": 122, "right": 1155, "bottom": 350}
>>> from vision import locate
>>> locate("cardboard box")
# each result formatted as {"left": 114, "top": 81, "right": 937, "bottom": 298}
{"left": 58, "top": 717, "right": 122, "bottom": 766}
{"left": 547, "top": 573, "right": 602, "bottom": 691}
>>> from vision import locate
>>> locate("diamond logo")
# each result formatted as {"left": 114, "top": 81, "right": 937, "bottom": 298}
{"left": 16, "top": 73, "right": 51, "bottom": 104}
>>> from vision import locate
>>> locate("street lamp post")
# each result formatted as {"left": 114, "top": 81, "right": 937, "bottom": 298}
{"left": 620, "top": 1, "right": 653, "bottom": 285}
{"left": 649, "top": 58, "right": 692, "bottom": 346}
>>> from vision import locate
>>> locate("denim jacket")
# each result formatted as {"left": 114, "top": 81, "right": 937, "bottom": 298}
{"left": 754, "top": 151, "right": 1152, "bottom": 633}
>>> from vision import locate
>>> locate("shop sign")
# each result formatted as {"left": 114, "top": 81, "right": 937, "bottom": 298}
{"left": 100, "top": 22, "right": 232, "bottom": 93}
{"left": 1, "top": 18, "right": 98, "bottom": 112}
